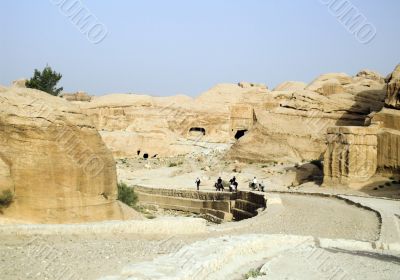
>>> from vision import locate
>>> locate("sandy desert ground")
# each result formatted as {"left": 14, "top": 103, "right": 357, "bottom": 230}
{"left": 1, "top": 156, "right": 399, "bottom": 280}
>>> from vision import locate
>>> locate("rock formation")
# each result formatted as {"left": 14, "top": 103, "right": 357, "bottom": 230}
{"left": 384, "top": 64, "right": 400, "bottom": 109}
{"left": 78, "top": 84, "right": 269, "bottom": 158}
{"left": 372, "top": 108, "right": 400, "bottom": 176}
{"left": 273, "top": 81, "right": 307, "bottom": 91}
{"left": 0, "top": 86, "right": 137, "bottom": 223}
{"left": 61, "top": 91, "right": 92, "bottom": 102}
{"left": 323, "top": 64, "right": 400, "bottom": 189}
{"left": 323, "top": 126, "right": 378, "bottom": 188}
{"left": 228, "top": 71, "right": 386, "bottom": 163}
{"left": 61, "top": 69, "right": 386, "bottom": 165}
{"left": 11, "top": 79, "right": 27, "bottom": 88}
{"left": 67, "top": 70, "right": 385, "bottom": 165}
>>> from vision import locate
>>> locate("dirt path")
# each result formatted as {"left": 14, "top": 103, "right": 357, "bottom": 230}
{"left": 0, "top": 192, "right": 383, "bottom": 279}
{"left": 213, "top": 193, "right": 380, "bottom": 241}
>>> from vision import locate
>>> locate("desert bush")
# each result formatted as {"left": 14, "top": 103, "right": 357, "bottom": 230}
{"left": 243, "top": 268, "right": 266, "bottom": 279}
{"left": 117, "top": 182, "right": 138, "bottom": 207}
{"left": 0, "top": 190, "right": 13, "bottom": 209}
{"left": 168, "top": 161, "right": 183, "bottom": 167}
{"left": 25, "top": 65, "right": 63, "bottom": 96}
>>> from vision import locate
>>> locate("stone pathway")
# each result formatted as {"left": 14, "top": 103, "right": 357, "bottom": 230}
{"left": 100, "top": 234, "right": 400, "bottom": 280}
{"left": 339, "top": 195, "right": 400, "bottom": 245}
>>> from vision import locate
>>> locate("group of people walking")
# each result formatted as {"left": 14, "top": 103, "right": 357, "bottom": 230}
{"left": 195, "top": 176, "right": 265, "bottom": 192}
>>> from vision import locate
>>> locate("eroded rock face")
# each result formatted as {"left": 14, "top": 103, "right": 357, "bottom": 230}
{"left": 229, "top": 72, "right": 386, "bottom": 163}
{"left": 273, "top": 81, "right": 307, "bottom": 92}
{"left": 0, "top": 87, "right": 135, "bottom": 223}
{"left": 323, "top": 126, "right": 378, "bottom": 189}
{"left": 356, "top": 69, "right": 385, "bottom": 83}
{"left": 79, "top": 84, "right": 270, "bottom": 158}
{"left": 61, "top": 91, "right": 92, "bottom": 102}
{"left": 385, "top": 64, "right": 400, "bottom": 109}
{"left": 11, "top": 79, "right": 27, "bottom": 88}
{"left": 322, "top": 64, "right": 400, "bottom": 187}
{"left": 76, "top": 71, "right": 386, "bottom": 164}
{"left": 372, "top": 108, "right": 400, "bottom": 176}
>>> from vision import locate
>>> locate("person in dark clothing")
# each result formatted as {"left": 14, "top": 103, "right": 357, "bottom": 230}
{"left": 195, "top": 177, "right": 201, "bottom": 191}
{"left": 215, "top": 177, "right": 224, "bottom": 191}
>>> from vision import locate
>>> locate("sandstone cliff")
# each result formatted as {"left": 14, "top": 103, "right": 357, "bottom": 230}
{"left": 0, "top": 87, "right": 137, "bottom": 223}
{"left": 78, "top": 83, "right": 268, "bottom": 158}
{"left": 384, "top": 64, "right": 400, "bottom": 109}
{"left": 322, "top": 65, "right": 400, "bottom": 189}
{"left": 228, "top": 71, "right": 386, "bottom": 163}
{"left": 74, "top": 71, "right": 386, "bottom": 164}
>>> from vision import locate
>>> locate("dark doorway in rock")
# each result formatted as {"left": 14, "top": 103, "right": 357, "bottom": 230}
{"left": 143, "top": 153, "right": 149, "bottom": 159}
{"left": 137, "top": 150, "right": 141, "bottom": 155}
{"left": 189, "top": 127, "right": 206, "bottom": 135}
{"left": 152, "top": 154, "right": 158, "bottom": 158}
{"left": 234, "top": 130, "right": 248, "bottom": 140}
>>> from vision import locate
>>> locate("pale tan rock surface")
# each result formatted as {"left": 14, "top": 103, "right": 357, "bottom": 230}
{"left": 273, "top": 81, "right": 307, "bottom": 91}
{"left": 372, "top": 108, "right": 400, "bottom": 176}
{"left": 356, "top": 69, "right": 385, "bottom": 83}
{"left": 80, "top": 84, "right": 270, "bottom": 158}
{"left": 385, "top": 64, "right": 400, "bottom": 109}
{"left": 323, "top": 126, "right": 378, "bottom": 189}
{"left": 228, "top": 71, "right": 386, "bottom": 163}
{"left": 322, "top": 64, "right": 400, "bottom": 188}
{"left": 80, "top": 93, "right": 230, "bottom": 158}
{"left": 11, "top": 79, "right": 27, "bottom": 88}
{"left": 61, "top": 91, "right": 92, "bottom": 102}
{"left": 0, "top": 86, "right": 137, "bottom": 223}
{"left": 76, "top": 71, "right": 386, "bottom": 164}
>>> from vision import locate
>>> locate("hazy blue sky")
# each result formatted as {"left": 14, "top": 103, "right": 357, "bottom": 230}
{"left": 0, "top": 0, "right": 399, "bottom": 96}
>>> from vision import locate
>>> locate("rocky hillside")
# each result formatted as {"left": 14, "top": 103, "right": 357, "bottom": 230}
{"left": 77, "top": 69, "right": 386, "bottom": 163}
{"left": 229, "top": 70, "right": 386, "bottom": 163}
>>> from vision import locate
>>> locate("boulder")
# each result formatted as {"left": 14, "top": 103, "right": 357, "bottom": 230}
{"left": 306, "top": 73, "right": 353, "bottom": 95}
{"left": 0, "top": 86, "right": 138, "bottom": 223}
{"left": 286, "top": 163, "right": 322, "bottom": 187}
{"left": 11, "top": 79, "right": 27, "bottom": 88}
{"left": 384, "top": 64, "right": 400, "bottom": 109}
{"left": 356, "top": 69, "right": 385, "bottom": 83}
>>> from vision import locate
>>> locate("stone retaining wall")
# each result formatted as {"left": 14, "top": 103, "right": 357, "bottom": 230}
{"left": 133, "top": 186, "right": 266, "bottom": 222}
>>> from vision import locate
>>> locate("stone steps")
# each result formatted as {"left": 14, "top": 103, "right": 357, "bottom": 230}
{"left": 233, "top": 199, "right": 263, "bottom": 213}
{"left": 231, "top": 208, "right": 254, "bottom": 221}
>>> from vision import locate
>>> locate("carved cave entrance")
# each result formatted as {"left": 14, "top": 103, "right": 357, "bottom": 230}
{"left": 234, "top": 129, "right": 248, "bottom": 140}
